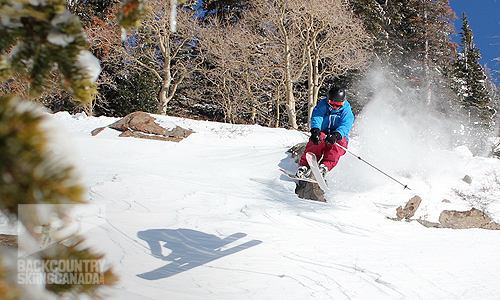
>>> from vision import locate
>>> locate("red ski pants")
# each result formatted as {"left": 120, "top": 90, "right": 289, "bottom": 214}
{"left": 299, "top": 133, "right": 348, "bottom": 171}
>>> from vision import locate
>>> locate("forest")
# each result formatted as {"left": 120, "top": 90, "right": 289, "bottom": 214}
{"left": 2, "top": 0, "right": 499, "bottom": 131}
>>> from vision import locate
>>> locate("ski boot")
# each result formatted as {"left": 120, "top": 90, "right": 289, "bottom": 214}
{"left": 319, "top": 164, "right": 329, "bottom": 177}
{"left": 296, "top": 166, "right": 311, "bottom": 179}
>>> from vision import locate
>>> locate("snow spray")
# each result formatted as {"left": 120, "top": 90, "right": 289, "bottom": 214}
{"left": 335, "top": 142, "right": 411, "bottom": 190}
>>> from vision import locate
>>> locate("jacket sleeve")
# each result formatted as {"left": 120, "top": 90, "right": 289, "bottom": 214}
{"left": 335, "top": 109, "right": 354, "bottom": 138}
{"left": 310, "top": 99, "right": 328, "bottom": 129}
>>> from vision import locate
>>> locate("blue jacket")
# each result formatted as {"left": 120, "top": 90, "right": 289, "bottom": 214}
{"left": 310, "top": 98, "right": 354, "bottom": 141}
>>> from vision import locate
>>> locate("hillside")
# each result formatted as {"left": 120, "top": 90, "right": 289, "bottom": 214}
{"left": 16, "top": 110, "right": 497, "bottom": 299}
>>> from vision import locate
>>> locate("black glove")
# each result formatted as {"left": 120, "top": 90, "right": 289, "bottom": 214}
{"left": 310, "top": 128, "right": 321, "bottom": 145}
{"left": 325, "top": 132, "right": 342, "bottom": 145}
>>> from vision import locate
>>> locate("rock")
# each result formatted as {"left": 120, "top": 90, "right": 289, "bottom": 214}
{"left": 394, "top": 196, "right": 422, "bottom": 221}
{"left": 0, "top": 234, "right": 17, "bottom": 248}
{"left": 91, "top": 127, "right": 106, "bottom": 136}
{"left": 416, "top": 219, "right": 442, "bottom": 228}
{"left": 462, "top": 175, "right": 472, "bottom": 184}
{"left": 482, "top": 222, "right": 500, "bottom": 230}
{"left": 119, "top": 130, "right": 184, "bottom": 142}
{"left": 169, "top": 125, "right": 193, "bottom": 139}
{"left": 438, "top": 208, "right": 500, "bottom": 230}
{"left": 295, "top": 181, "right": 325, "bottom": 202}
{"left": 94, "top": 111, "right": 194, "bottom": 142}
{"left": 109, "top": 111, "right": 170, "bottom": 135}
{"left": 288, "top": 142, "right": 307, "bottom": 164}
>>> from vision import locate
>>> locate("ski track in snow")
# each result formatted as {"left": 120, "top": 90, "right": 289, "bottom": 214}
{"left": 6, "top": 111, "right": 500, "bottom": 300}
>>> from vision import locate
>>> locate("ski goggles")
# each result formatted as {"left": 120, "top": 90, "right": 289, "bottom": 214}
{"left": 328, "top": 100, "right": 344, "bottom": 108}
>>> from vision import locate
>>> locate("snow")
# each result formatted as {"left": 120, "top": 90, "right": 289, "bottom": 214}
{"left": 50, "top": 10, "right": 73, "bottom": 27}
{"left": 47, "top": 32, "right": 75, "bottom": 46}
{"left": 5, "top": 109, "right": 500, "bottom": 299}
{"left": 76, "top": 50, "right": 101, "bottom": 82}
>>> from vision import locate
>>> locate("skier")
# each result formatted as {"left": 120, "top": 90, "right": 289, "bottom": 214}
{"left": 296, "top": 86, "right": 354, "bottom": 178}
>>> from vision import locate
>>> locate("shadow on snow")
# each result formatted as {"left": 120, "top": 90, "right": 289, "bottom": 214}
{"left": 136, "top": 228, "right": 262, "bottom": 280}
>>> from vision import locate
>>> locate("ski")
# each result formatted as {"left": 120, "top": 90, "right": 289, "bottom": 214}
{"left": 305, "top": 152, "right": 330, "bottom": 192}
{"left": 279, "top": 168, "right": 318, "bottom": 184}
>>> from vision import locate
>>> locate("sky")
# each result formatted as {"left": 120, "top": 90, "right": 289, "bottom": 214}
{"left": 449, "top": 0, "right": 500, "bottom": 78}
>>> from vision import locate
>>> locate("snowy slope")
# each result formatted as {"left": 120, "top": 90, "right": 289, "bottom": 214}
{"left": 17, "top": 111, "right": 500, "bottom": 299}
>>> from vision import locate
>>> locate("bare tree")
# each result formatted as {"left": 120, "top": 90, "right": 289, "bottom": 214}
{"left": 243, "top": 0, "right": 304, "bottom": 129}
{"left": 84, "top": 11, "right": 124, "bottom": 115}
{"left": 196, "top": 16, "right": 281, "bottom": 124}
{"left": 298, "top": 0, "right": 371, "bottom": 127}
{"left": 210, "top": 0, "right": 371, "bottom": 129}
{"left": 87, "top": 1, "right": 203, "bottom": 115}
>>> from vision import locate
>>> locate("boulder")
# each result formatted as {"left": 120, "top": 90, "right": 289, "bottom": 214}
{"left": 288, "top": 142, "right": 307, "bottom": 164}
{"left": 91, "top": 126, "right": 106, "bottom": 136}
{"left": 295, "top": 181, "right": 325, "bottom": 202}
{"left": 390, "top": 197, "right": 500, "bottom": 230}
{"left": 93, "top": 111, "right": 194, "bottom": 142}
{"left": 119, "top": 129, "right": 185, "bottom": 142}
{"left": 393, "top": 196, "right": 422, "bottom": 221}
{"left": 462, "top": 175, "right": 472, "bottom": 184}
{"left": 0, "top": 234, "right": 17, "bottom": 248}
{"left": 438, "top": 208, "right": 500, "bottom": 230}
{"left": 109, "top": 111, "right": 170, "bottom": 135}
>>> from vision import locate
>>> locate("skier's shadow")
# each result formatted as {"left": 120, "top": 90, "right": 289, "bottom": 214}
{"left": 136, "top": 228, "right": 262, "bottom": 280}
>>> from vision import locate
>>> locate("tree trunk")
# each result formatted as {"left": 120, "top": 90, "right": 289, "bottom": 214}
{"left": 283, "top": 34, "right": 298, "bottom": 129}
{"left": 312, "top": 53, "right": 321, "bottom": 110}
{"left": 158, "top": 34, "right": 171, "bottom": 115}
{"left": 275, "top": 89, "right": 281, "bottom": 128}
{"left": 158, "top": 82, "right": 170, "bottom": 115}
{"left": 424, "top": 8, "right": 432, "bottom": 105}
{"left": 307, "top": 48, "right": 314, "bottom": 129}
{"left": 284, "top": 76, "right": 297, "bottom": 129}
{"left": 277, "top": 12, "right": 298, "bottom": 129}
{"left": 306, "top": 45, "right": 323, "bottom": 129}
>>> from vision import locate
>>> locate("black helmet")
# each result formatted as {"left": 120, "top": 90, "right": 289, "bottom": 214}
{"left": 327, "top": 87, "right": 345, "bottom": 102}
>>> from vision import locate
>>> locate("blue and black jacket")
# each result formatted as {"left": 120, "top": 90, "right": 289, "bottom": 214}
{"left": 310, "top": 98, "right": 354, "bottom": 141}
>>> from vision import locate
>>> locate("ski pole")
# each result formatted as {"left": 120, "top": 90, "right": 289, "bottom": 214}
{"left": 336, "top": 143, "right": 411, "bottom": 190}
